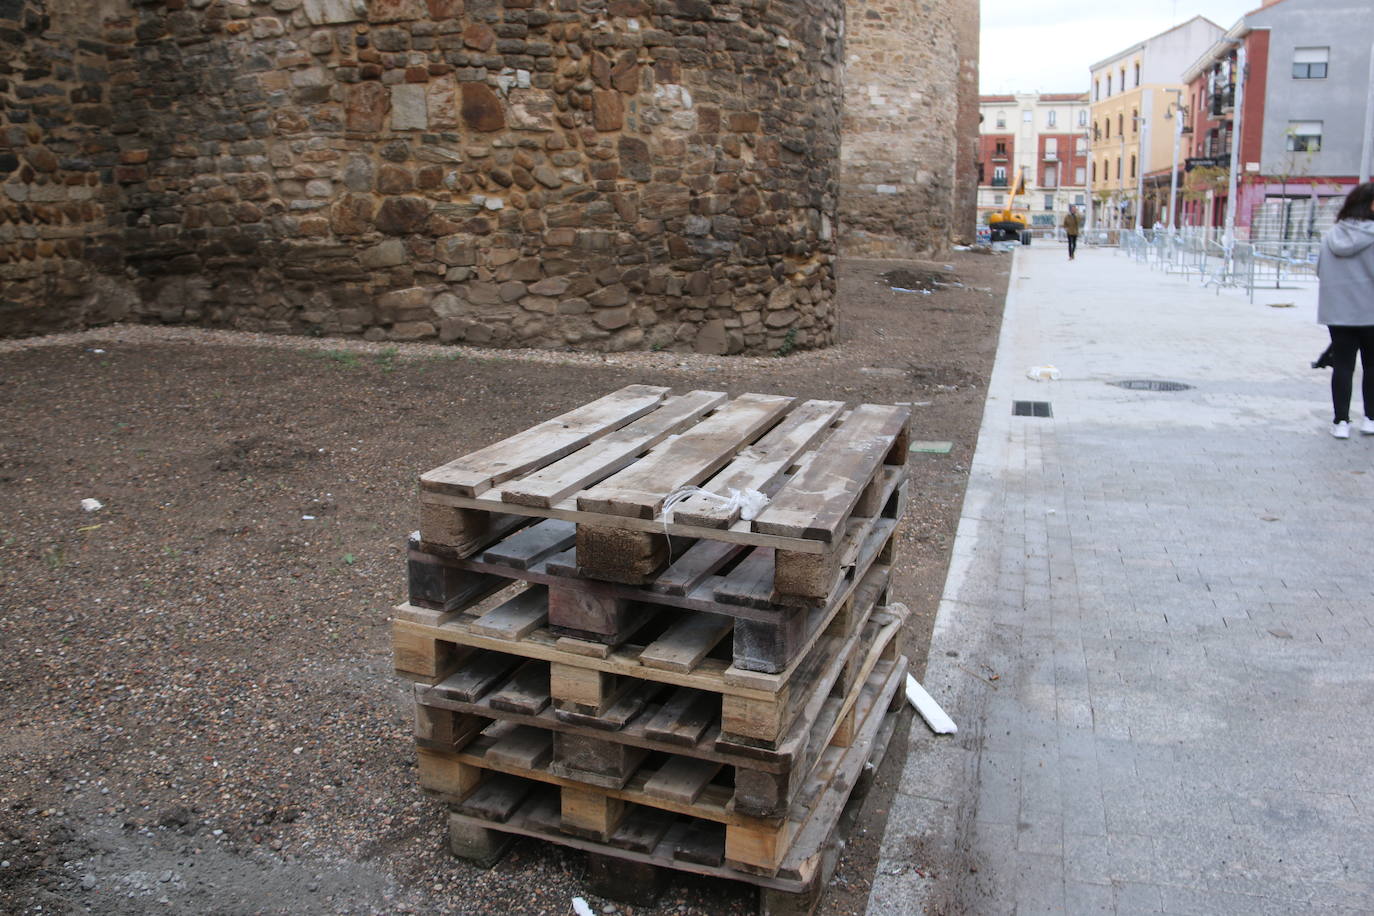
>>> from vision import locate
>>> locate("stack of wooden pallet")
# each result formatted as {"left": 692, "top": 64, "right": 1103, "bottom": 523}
{"left": 392, "top": 385, "right": 912, "bottom": 912}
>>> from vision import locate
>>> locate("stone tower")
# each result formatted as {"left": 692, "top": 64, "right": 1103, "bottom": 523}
{"left": 2, "top": 0, "right": 846, "bottom": 353}
{"left": 837, "top": 0, "right": 978, "bottom": 258}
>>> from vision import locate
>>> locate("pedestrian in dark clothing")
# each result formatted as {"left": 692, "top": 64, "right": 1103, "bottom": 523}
{"left": 1062, "top": 207, "right": 1081, "bottom": 260}
{"left": 1317, "top": 182, "right": 1374, "bottom": 439}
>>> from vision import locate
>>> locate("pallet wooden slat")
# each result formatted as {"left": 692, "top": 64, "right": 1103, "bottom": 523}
{"left": 470, "top": 586, "right": 548, "bottom": 640}
{"left": 638, "top": 612, "right": 733, "bottom": 674}
{"left": 653, "top": 539, "right": 744, "bottom": 597}
{"left": 576, "top": 393, "right": 796, "bottom": 519}
{"left": 486, "top": 660, "right": 551, "bottom": 716}
{"left": 751, "top": 404, "right": 910, "bottom": 544}
{"left": 642, "top": 756, "right": 723, "bottom": 806}
{"left": 481, "top": 520, "right": 577, "bottom": 569}
{"left": 486, "top": 725, "right": 554, "bottom": 770}
{"left": 501, "top": 391, "right": 728, "bottom": 508}
{"left": 642, "top": 687, "right": 718, "bottom": 747}
{"left": 671, "top": 399, "right": 847, "bottom": 529}
{"left": 421, "top": 385, "right": 670, "bottom": 498}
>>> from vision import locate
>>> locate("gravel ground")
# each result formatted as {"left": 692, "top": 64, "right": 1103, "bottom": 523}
{"left": 0, "top": 251, "right": 1008, "bottom": 916}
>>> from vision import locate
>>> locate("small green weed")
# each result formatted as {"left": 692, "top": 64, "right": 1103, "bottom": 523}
{"left": 43, "top": 547, "right": 64, "bottom": 570}
{"left": 323, "top": 350, "right": 361, "bottom": 368}
{"left": 374, "top": 347, "right": 399, "bottom": 373}
{"left": 774, "top": 327, "right": 798, "bottom": 358}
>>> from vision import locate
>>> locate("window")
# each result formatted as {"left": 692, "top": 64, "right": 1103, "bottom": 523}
{"left": 1091, "top": 161, "right": 1097, "bottom": 182}
{"left": 1043, "top": 167, "right": 1057, "bottom": 188}
{"left": 1105, "top": 119, "right": 1110, "bottom": 139}
{"left": 996, "top": 110, "right": 1006, "bottom": 128}
{"left": 1287, "top": 121, "right": 1322, "bottom": 152}
{"left": 1094, "top": 121, "right": 1101, "bottom": 140}
{"left": 1044, "top": 138, "right": 1058, "bottom": 159}
{"left": 994, "top": 141, "right": 1007, "bottom": 157}
{"left": 1047, "top": 110, "right": 1057, "bottom": 128}
{"left": 1022, "top": 110, "right": 1033, "bottom": 123}
{"left": 1117, "top": 114, "right": 1124, "bottom": 135}
{"left": 1133, "top": 62, "right": 1140, "bottom": 87}
{"left": 1106, "top": 74, "right": 1112, "bottom": 96}
{"left": 1293, "top": 47, "right": 1328, "bottom": 79}
{"left": 1074, "top": 194, "right": 1085, "bottom": 206}
{"left": 1131, "top": 109, "right": 1138, "bottom": 135}
{"left": 994, "top": 194, "right": 1004, "bottom": 205}
{"left": 1120, "top": 68, "right": 1126, "bottom": 90}
{"left": 1116, "top": 158, "right": 1122, "bottom": 179}
{"left": 1130, "top": 154, "right": 1136, "bottom": 178}
{"left": 1075, "top": 166, "right": 1086, "bottom": 184}
{"left": 993, "top": 165, "right": 1007, "bottom": 183}
{"left": 1075, "top": 137, "right": 1087, "bottom": 155}
{"left": 1044, "top": 194, "right": 1055, "bottom": 211}
{"left": 1094, "top": 80, "right": 1100, "bottom": 101}
{"left": 1078, "top": 109, "right": 1088, "bottom": 126}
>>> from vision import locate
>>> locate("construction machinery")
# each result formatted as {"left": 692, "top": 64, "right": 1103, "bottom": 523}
{"left": 987, "top": 167, "right": 1030, "bottom": 242}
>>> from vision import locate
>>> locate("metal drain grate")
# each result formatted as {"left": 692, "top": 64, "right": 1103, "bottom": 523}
{"left": 1110, "top": 379, "right": 1194, "bottom": 392}
{"left": 1012, "top": 400, "right": 1052, "bottom": 418}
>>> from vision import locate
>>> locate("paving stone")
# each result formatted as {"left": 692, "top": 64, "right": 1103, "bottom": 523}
{"left": 869, "top": 247, "right": 1374, "bottom": 912}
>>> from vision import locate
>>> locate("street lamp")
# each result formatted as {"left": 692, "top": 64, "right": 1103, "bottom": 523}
{"left": 1165, "top": 90, "right": 1191, "bottom": 232}
{"left": 1222, "top": 42, "right": 1246, "bottom": 252}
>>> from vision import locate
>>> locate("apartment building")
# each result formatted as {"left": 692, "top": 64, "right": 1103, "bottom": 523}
{"left": 1087, "top": 16, "right": 1224, "bottom": 229}
{"left": 977, "top": 92, "right": 1091, "bottom": 231}
{"left": 1178, "top": 0, "right": 1374, "bottom": 241}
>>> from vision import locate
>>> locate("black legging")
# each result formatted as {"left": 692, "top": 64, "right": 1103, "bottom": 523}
{"left": 1067, "top": 234, "right": 1078, "bottom": 258}
{"left": 1328, "top": 325, "right": 1374, "bottom": 423}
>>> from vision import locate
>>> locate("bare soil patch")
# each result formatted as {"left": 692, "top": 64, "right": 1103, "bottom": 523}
{"left": 0, "top": 251, "right": 1008, "bottom": 915}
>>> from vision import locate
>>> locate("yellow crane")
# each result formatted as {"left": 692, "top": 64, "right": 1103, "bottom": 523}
{"left": 988, "top": 167, "right": 1029, "bottom": 241}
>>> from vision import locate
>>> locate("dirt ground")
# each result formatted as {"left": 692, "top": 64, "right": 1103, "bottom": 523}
{"left": 0, "top": 249, "right": 1008, "bottom": 916}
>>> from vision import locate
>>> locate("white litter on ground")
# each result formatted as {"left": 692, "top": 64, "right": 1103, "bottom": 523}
{"left": 572, "top": 897, "right": 596, "bottom": 916}
{"left": 1026, "top": 365, "right": 1061, "bottom": 380}
{"left": 891, "top": 287, "right": 932, "bottom": 295}
{"left": 906, "top": 674, "right": 958, "bottom": 734}
{"left": 80, "top": 498, "right": 103, "bottom": 512}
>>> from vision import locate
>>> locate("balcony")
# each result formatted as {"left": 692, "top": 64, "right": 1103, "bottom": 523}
{"left": 1209, "top": 87, "right": 1234, "bottom": 118}
{"left": 990, "top": 177, "right": 1008, "bottom": 187}
{"left": 1042, "top": 154, "right": 1058, "bottom": 162}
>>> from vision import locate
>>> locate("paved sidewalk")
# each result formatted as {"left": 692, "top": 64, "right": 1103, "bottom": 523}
{"left": 868, "top": 242, "right": 1374, "bottom": 914}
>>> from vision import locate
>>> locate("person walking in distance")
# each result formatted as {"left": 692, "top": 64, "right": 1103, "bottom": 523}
{"left": 1317, "top": 182, "right": 1374, "bottom": 439}
{"left": 1062, "top": 207, "right": 1081, "bottom": 260}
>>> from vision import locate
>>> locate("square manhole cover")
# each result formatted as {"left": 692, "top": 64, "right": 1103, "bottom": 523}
{"left": 1109, "top": 379, "right": 1194, "bottom": 392}
{"left": 1012, "top": 400, "right": 1052, "bottom": 418}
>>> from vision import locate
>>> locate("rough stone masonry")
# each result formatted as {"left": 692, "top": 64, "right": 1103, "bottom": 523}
{"left": 1, "top": 0, "right": 846, "bottom": 353}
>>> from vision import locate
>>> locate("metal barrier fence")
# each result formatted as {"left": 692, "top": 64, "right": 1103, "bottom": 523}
{"left": 1106, "top": 228, "right": 1319, "bottom": 303}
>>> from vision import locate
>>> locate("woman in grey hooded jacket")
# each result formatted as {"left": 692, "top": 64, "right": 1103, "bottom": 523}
{"left": 1317, "top": 182, "right": 1374, "bottom": 439}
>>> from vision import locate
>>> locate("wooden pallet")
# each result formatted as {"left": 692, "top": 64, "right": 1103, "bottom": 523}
{"left": 417, "top": 387, "right": 910, "bottom": 588}
{"left": 412, "top": 601, "right": 906, "bottom": 817}
{"left": 396, "top": 565, "right": 896, "bottom": 749}
{"left": 439, "top": 656, "right": 906, "bottom": 889}
{"left": 408, "top": 477, "right": 902, "bottom": 673}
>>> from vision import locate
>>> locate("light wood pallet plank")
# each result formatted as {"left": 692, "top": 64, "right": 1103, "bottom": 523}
{"left": 421, "top": 384, "right": 669, "bottom": 498}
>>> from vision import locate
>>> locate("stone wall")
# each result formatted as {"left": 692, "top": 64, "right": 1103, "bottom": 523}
{"left": 837, "top": 0, "right": 976, "bottom": 258}
{"left": 2, "top": 0, "right": 845, "bottom": 353}
{"left": 0, "top": 0, "right": 136, "bottom": 336}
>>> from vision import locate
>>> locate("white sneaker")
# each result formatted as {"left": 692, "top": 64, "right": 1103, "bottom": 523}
{"left": 1362, "top": 417, "right": 1374, "bottom": 435}
{"left": 1332, "top": 421, "right": 1351, "bottom": 439}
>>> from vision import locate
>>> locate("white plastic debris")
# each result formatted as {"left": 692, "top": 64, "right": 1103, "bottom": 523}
{"left": 88, "top": 348, "right": 106, "bottom": 354}
{"left": 80, "top": 498, "right": 103, "bottom": 512}
{"left": 1026, "top": 365, "right": 1061, "bottom": 381}
{"left": 906, "top": 674, "right": 957, "bottom": 734}
{"left": 301, "top": 515, "right": 316, "bottom": 520}
{"left": 891, "top": 287, "right": 931, "bottom": 295}
{"left": 661, "top": 485, "right": 768, "bottom": 523}
{"left": 572, "top": 897, "right": 595, "bottom": 916}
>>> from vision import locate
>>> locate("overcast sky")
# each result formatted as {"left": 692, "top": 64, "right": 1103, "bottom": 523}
{"left": 979, "top": 0, "right": 1263, "bottom": 95}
